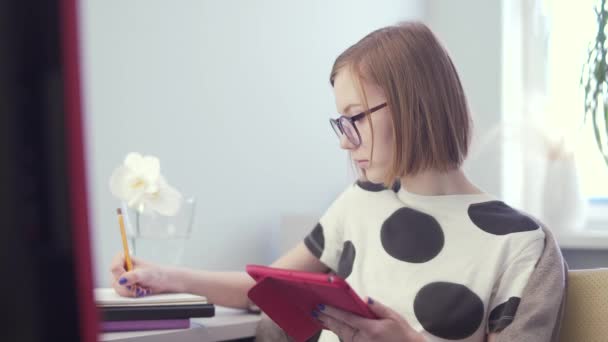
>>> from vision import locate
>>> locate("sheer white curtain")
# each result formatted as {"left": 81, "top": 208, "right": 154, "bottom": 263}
{"left": 544, "top": 0, "right": 608, "bottom": 199}
{"left": 466, "top": 0, "right": 598, "bottom": 232}
{"left": 522, "top": 0, "right": 602, "bottom": 231}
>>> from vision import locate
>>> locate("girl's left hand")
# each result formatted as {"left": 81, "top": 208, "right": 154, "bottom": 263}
{"left": 313, "top": 297, "right": 425, "bottom": 342}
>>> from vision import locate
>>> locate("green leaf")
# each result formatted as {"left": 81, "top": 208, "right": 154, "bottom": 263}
{"left": 604, "top": 101, "right": 608, "bottom": 156}
{"left": 592, "top": 104, "right": 605, "bottom": 156}
{"left": 581, "top": 0, "right": 608, "bottom": 168}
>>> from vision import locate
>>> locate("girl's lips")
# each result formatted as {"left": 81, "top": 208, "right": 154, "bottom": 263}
{"left": 356, "top": 160, "right": 369, "bottom": 167}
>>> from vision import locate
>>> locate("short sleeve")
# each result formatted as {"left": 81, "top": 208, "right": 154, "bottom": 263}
{"left": 487, "top": 234, "right": 545, "bottom": 333}
{"left": 303, "top": 186, "right": 352, "bottom": 272}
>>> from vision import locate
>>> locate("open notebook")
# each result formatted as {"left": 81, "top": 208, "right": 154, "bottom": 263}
{"left": 95, "top": 288, "right": 208, "bottom": 307}
{"left": 95, "top": 288, "right": 215, "bottom": 323}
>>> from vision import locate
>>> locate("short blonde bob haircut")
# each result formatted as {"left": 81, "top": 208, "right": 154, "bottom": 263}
{"left": 330, "top": 21, "right": 472, "bottom": 187}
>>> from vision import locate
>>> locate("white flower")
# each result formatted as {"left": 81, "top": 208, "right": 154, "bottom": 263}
{"left": 109, "top": 152, "right": 182, "bottom": 216}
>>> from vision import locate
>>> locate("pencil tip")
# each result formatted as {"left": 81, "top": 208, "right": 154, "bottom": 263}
{"left": 117, "top": 208, "right": 122, "bottom": 215}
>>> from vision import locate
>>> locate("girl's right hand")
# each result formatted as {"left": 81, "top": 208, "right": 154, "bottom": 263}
{"left": 110, "top": 253, "right": 175, "bottom": 297}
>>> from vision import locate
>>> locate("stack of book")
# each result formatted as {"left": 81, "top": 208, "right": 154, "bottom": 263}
{"left": 95, "top": 288, "right": 215, "bottom": 332}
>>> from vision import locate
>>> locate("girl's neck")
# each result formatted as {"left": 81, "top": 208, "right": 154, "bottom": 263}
{"left": 399, "top": 168, "right": 482, "bottom": 196}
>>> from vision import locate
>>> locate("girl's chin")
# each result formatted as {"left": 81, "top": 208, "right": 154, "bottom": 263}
{"left": 363, "top": 170, "right": 385, "bottom": 184}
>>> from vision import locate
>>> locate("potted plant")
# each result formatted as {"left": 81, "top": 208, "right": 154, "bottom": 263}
{"left": 582, "top": 0, "right": 608, "bottom": 167}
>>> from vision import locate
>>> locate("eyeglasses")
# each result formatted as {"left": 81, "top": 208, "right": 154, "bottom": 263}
{"left": 329, "top": 102, "right": 387, "bottom": 147}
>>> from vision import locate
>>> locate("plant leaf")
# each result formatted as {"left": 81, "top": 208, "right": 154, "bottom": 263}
{"left": 593, "top": 101, "right": 605, "bottom": 156}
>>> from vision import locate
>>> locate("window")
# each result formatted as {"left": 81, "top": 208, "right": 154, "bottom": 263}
{"left": 546, "top": 0, "right": 608, "bottom": 218}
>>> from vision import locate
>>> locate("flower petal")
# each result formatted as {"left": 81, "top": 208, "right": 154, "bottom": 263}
{"left": 124, "top": 152, "right": 144, "bottom": 171}
{"left": 146, "top": 177, "right": 182, "bottom": 216}
{"left": 140, "top": 155, "right": 161, "bottom": 183}
{"left": 112, "top": 153, "right": 182, "bottom": 217}
{"left": 109, "top": 166, "right": 134, "bottom": 200}
{"left": 127, "top": 192, "right": 146, "bottom": 212}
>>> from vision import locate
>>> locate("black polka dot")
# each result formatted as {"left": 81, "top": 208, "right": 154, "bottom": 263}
{"left": 381, "top": 208, "right": 444, "bottom": 263}
{"left": 414, "top": 282, "right": 484, "bottom": 340}
{"left": 356, "top": 180, "right": 400, "bottom": 193}
{"left": 356, "top": 180, "right": 388, "bottom": 192}
{"left": 337, "top": 241, "right": 356, "bottom": 279}
{"left": 488, "top": 297, "right": 521, "bottom": 332}
{"left": 468, "top": 201, "right": 538, "bottom": 235}
{"left": 303, "top": 223, "right": 324, "bottom": 258}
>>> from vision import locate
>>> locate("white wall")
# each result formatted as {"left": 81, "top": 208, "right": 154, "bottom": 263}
{"left": 80, "top": 0, "right": 426, "bottom": 287}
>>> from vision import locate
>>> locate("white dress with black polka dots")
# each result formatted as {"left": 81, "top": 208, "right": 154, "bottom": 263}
{"left": 304, "top": 181, "right": 545, "bottom": 342}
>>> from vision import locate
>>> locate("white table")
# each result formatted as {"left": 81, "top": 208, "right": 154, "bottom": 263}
{"left": 99, "top": 307, "right": 261, "bottom": 342}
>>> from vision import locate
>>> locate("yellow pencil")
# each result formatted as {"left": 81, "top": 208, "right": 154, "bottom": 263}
{"left": 117, "top": 208, "right": 133, "bottom": 271}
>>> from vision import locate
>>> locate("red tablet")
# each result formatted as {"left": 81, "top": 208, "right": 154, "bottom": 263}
{"left": 246, "top": 264, "right": 377, "bottom": 342}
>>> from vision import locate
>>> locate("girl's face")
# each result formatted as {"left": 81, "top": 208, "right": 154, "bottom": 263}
{"left": 332, "top": 68, "right": 394, "bottom": 183}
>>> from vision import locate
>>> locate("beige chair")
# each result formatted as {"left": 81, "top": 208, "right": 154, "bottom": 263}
{"left": 559, "top": 268, "right": 608, "bottom": 342}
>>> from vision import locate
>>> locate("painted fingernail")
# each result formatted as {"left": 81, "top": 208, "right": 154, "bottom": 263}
{"left": 119, "top": 277, "right": 127, "bottom": 285}
{"left": 126, "top": 285, "right": 132, "bottom": 290}
{"left": 317, "top": 304, "right": 325, "bottom": 311}
{"left": 135, "top": 288, "right": 143, "bottom": 297}
{"left": 368, "top": 297, "right": 374, "bottom": 304}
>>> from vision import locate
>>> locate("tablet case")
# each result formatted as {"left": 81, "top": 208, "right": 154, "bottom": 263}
{"left": 246, "top": 264, "right": 376, "bottom": 342}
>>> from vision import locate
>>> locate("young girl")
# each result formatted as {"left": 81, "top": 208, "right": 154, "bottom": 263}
{"left": 110, "top": 22, "right": 553, "bottom": 342}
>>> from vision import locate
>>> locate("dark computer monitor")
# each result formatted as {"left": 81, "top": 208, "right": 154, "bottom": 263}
{"left": 0, "top": 0, "right": 98, "bottom": 341}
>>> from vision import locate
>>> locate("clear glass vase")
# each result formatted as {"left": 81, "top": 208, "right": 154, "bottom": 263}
{"left": 120, "top": 197, "right": 196, "bottom": 265}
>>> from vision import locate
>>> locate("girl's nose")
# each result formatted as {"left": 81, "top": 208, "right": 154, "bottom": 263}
{"left": 339, "top": 134, "right": 356, "bottom": 150}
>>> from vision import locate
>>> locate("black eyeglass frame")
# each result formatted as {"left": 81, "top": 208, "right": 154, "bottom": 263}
{"left": 329, "top": 102, "right": 388, "bottom": 146}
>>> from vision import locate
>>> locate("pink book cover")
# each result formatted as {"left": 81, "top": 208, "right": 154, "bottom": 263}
{"left": 100, "top": 319, "right": 190, "bottom": 332}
